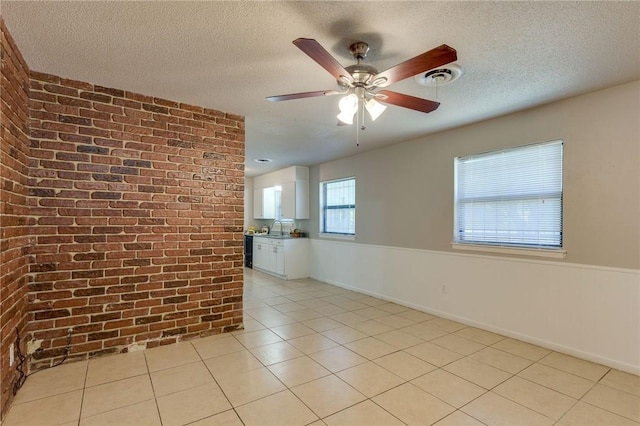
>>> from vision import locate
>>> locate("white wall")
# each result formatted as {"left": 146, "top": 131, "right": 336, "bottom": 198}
{"left": 310, "top": 239, "right": 640, "bottom": 374}
{"left": 244, "top": 176, "right": 254, "bottom": 230}
{"left": 307, "top": 81, "right": 640, "bottom": 373}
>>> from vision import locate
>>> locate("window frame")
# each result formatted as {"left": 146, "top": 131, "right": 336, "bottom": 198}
{"left": 320, "top": 177, "right": 356, "bottom": 237}
{"left": 452, "top": 140, "right": 566, "bottom": 258}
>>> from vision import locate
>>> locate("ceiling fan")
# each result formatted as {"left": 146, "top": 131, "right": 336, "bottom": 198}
{"left": 266, "top": 38, "right": 457, "bottom": 126}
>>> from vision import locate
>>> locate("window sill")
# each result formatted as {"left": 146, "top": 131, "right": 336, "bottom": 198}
{"left": 451, "top": 243, "right": 566, "bottom": 259}
{"left": 319, "top": 233, "right": 356, "bottom": 241}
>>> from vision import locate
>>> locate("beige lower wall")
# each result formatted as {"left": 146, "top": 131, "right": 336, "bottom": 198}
{"left": 309, "top": 80, "right": 640, "bottom": 270}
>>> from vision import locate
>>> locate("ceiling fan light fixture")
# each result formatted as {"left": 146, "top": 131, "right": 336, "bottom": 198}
{"left": 338, "top": 93, "right": 359, "bottom": 114}
{"left": 337, "top": 110, "right": 355, "bottom": 125}
{"left": 365, "top": 98, "right": 386, "bottom": 121}
{"left": 337, "top": 93, "right": 360, "bottom": 124}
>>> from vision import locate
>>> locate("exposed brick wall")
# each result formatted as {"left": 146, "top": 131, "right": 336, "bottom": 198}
{"left": 1, "top": 21, "right": 245, "bottom": 419}
{"left": 26, "top": 70, "right": 245, "bottom": 369}
{"left": 0, "top": 19, "right": 33, "bottom": 419}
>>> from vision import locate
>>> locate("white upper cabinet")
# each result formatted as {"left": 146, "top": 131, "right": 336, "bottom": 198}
{"left": 253, "top": 186, "right": 277, "bottom": 219}
{"left": 281, "top": 180, "right": 309, "bottom": 219}
{"left": 253, "top": 187, "right": 263, "bottom": 219}
{"left": 254, "top": 167, "right": 309, "bottom": 219}
{"left": 263, "top": 186, "right": 277, "bottom": 219}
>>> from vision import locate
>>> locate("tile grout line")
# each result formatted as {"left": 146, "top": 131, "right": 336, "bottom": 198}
{"left": 226, "top": 329, "right": 324, "bottom": 424}
{"left": 200, "top": 334, "right": 254, "bottom": 425}
{"left": 252, "top": 275, "right": 502, "bottom": 424}
{"left": 234, "top": 304, "right": 410, "bottom": 424}
{"left": 75, "top": 360, "right": 90, "bottom": 425}
{"left": 142, "top": 347, "right": 164, "bottom": 426}
{"left": 245, "top": 301, "right": 461, "bottom": 424}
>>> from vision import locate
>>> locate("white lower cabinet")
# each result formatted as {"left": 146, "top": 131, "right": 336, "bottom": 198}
{"left": 252, "top": 237, "right": 309, "bottom": 280}
{"left": 254, "top": 240, "right": 267, "bottom": 270}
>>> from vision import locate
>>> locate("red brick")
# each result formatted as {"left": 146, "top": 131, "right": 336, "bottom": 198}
{"left": 1, "top": 25, "right": 244, "bottom": 417}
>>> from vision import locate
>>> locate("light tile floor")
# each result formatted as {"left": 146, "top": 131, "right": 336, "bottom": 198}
{"left": 5, "top": 268, "right": 640, "bottom": 426}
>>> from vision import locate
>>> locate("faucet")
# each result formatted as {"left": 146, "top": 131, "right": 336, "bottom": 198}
{"left": 271, "top": 219, "right": 284, "bottom": 236}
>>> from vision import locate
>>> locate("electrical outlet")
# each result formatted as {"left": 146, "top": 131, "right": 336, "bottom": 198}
{"left": 9, "top": 343, "right": 15, "bottom": 366}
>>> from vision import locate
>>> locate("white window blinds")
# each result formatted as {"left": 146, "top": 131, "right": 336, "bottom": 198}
{"left": 454, "top": 140, "right": 563, "bottom": 249}
{"left": 321, "top": 177, "right": 355, "bottom": 235}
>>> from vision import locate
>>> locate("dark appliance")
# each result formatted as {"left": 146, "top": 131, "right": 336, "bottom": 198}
{"left": 244, "top": 234, "right": 253, "bottom": 268}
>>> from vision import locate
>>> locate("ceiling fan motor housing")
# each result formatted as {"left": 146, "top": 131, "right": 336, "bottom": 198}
{"left": 339, "top": 64, "right": 379, "bottom": 88}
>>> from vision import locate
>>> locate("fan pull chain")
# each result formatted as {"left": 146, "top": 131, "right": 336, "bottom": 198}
{"left": 356, "top": 105, "right": 360, "bottom": 147}
{"left": 356, "top": 97, "right": 368, "bottom": 147}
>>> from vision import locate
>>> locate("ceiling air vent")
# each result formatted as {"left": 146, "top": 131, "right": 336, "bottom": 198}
{"left": 415, "top": 64, "right": 463, "bottom": 86}
{"left": 253, "top": 158, "right": 272, "bottom": 164}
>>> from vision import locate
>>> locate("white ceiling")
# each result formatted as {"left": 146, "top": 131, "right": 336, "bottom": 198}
{"left": 3, "top": 1, "right": 639, "bottom": 176}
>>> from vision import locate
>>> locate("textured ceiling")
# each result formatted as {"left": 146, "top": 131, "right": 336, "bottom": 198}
{"left": 3, "top": 1, "right": 639, "bottom": 176}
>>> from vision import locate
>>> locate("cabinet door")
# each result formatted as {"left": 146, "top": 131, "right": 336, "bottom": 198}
{"left": 253, "top": 188, "right": 264, "bottom": 219}
{"left": 263, "top": 187, "right": 276, "bottom": 219}
{"left": 254, "top": 187, "right": 277, "bottom": 220}
{"left": 281, "top": 181, "right": 309, "bottom": 219}
{"left": 281, "top": 181, "right": 296, "bottom": 219}
{"left": 282, "top": 239, "right": 309, "bottom": 280}
{"left": 274, "top": 245, "right": 285, "bottom": 275}
{"left": 253, "top": 242, "right": 260, "bottom": 268}
{"left": 295, "top": 179, "right": 309, "bottom": 219}
{"left": 254, "top": 242, "right": 266, "bottom": 269}
{"left": 268, "top": 244, "right": 277, "bottom": 273}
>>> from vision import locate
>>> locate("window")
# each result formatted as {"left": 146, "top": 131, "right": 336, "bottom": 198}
{"left": 320, "top": 177, "right": 355, "bottom": 235}
{"left": 454, "top": 140, "right": 563, "bottom": 250}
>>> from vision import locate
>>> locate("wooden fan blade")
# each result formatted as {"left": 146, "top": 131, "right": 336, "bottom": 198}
{"left": 373, "top": 44, "right": 457, "bottom": 86}
{"left": 293, "top": 38, "right": 353, "bottom": 83}
{"left": 266, "top": 90, "right": 341, "bottom": 102}
{"left": 376, "top": 90, "right": 440, "bottom": 113}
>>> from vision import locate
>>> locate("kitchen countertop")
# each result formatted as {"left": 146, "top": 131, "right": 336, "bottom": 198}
{"left": 252, "top": 234, "right": 306, "bottom": 239}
